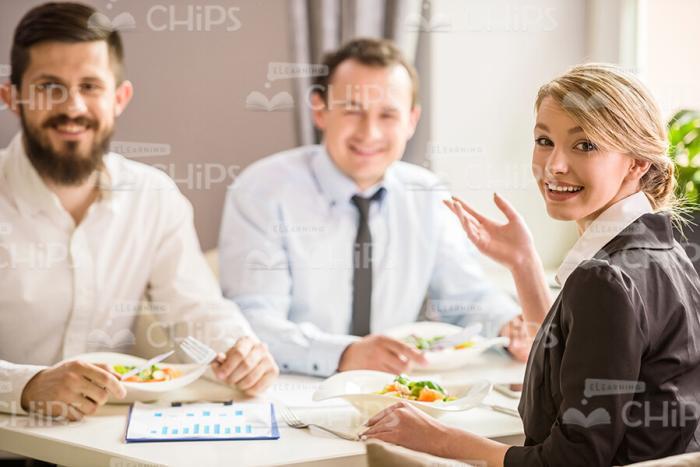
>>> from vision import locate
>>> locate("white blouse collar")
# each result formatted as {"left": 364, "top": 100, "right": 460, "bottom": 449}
{"left": 555, "top": 191, "right": 654, "bottom": 286}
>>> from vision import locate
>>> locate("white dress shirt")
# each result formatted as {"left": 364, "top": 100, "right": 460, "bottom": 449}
{"left": 219, "top": 144, "right": 519, "bottom": 377}
{"left": 0, "top": 132, "right": 253, "bottom": 414}
{"left": 556, "top": 191, "right": 654, "bottom": 286}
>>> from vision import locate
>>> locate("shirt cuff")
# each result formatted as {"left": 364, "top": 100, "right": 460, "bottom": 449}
{"left": 484, "top": 302, "right": 521, "bottom": 338}
{"left": 310, "top": 334, "right": 360, "bottom": 377}
{"left": 0, "top": 364, "right": 47, "bottom": 415}
{"left": 276, "top": 334, "right": 359, "bottom": 377}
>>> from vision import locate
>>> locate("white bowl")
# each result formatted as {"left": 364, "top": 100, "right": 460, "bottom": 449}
{"left": 312, "top": 370, "right": 491, "bottom": 419}
{"left": 73, "top": 352, "right": 209, "bottom": 403}
{"left": 384, "top": 322, "right": 510, "bottom": 371}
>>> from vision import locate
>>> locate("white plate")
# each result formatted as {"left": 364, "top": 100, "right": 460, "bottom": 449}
{"left": 384, "top": 322, "right": 510, "bottom": 371}
{"left": 73, "top": 352, "right": 208, "bottom": 403}
{"left": 312, "top": 370, "right": 491, "bottom": 419}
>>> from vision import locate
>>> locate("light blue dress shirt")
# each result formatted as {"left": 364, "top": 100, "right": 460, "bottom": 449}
{"left": 219, "top": 145, "right": 519, "bottom": 376}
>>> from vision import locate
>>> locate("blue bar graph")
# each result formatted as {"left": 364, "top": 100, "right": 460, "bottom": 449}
{"left": 128, "top": 404, "right": 275, "bottom": 441}
{"left": 153, "top": 422, "right": 258, "bottom": 438}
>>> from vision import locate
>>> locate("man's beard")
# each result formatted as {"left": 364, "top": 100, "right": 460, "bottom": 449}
{"left": 20, "top": 107, "right": 112, "bottom": 186}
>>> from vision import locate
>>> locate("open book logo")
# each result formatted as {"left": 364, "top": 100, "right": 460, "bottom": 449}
{"left": 87, "top": 12, "right": 137, "bottom": 32}
{"left": 245, "top": 91, "right": 294, "bottom": 111}
{"left": 86, "top": 329, "right": 136, "bottom": 350}
{"left": 245, "top": 250, "right": 288, "bottom": 271}
{"left": 405, "top": 180, "right": 451, "bottom": 192}
{"left": 562, "top": 407, "right": 611, "bottom": 428}
{"left": 404, "top": 12, "right": 452, "bottom": 32}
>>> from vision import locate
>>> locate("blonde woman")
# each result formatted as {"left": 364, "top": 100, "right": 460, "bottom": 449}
{"left": 361, "top": 64, "right": 700, "bottom": 466}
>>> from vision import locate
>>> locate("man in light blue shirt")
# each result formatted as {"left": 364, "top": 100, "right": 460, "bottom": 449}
{"left": 219, "top": 38, "right": 523, "bottom": 377}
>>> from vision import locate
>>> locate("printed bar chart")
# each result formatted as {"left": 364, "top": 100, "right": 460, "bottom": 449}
{"left": 126, "top": 402, "right": 279, "bottom": 442}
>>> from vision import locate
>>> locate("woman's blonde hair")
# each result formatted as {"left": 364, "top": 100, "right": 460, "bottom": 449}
{"left": 535, "top": 63, "right": 677, "bottom": 213}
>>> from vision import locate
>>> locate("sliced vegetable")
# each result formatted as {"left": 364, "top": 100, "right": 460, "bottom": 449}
{"left": 405, "top": 334, "right": 444, "bottom": 350}
{"left": 454, "top": 341, "right": 476, "bottom": 350}
{"left": 377, "top": 375, "right": 455, "bottom": 402}
{"left": 418, "top": 387, "right": 443, "bottom": 402}
{"left": 113, "top": 364, "right": 181, "bottom": 382}
{"left": 405, "top": 334, "right": 475, "bottom": 351}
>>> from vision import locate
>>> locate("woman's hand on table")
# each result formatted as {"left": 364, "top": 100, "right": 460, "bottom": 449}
{"left": 361, "top": 401, "right": 509, "bottom": 466}
{"left": 360, "top": 400, "right": 454, "bottom": 458}
{"left": 212, "top": 336, "right": 279, "bottom": 396}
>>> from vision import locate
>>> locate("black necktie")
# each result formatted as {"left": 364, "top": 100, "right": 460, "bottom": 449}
{"left": 350, "top": 189, "right": 384, "bottom": 336}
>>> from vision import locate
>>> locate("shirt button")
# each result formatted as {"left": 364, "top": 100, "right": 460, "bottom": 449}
{"left": 313, "top": 363, "right": 319, "bottom": 372}
{"left": 282, "top": 364, "right": 289, "bottom": 370}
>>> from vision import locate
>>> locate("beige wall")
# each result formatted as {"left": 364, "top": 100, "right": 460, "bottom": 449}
{"left": 428, "top": 0, "right": 585, "bottom": 270}
{"left": 0, "top": 0, "right": 298, "bottom": 250}
{"left": 643, "top": 0, "right": 700, "bottom": 117}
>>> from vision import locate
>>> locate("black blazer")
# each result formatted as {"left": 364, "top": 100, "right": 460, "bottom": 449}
{"left": 505, "top": 213, "right": 700, "bottom": 466}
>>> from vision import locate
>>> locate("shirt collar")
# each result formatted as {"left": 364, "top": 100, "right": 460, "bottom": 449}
{"left": 555, "top": 191, "right": 654, "bottom": 286}
{"left": 4, "top": 131, "right": 116, "bottom": 219}
{"left": 310, "top": 144, "right": 394, "bottom": 207}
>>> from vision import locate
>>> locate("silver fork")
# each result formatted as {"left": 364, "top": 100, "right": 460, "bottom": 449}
{"left": 278, "top": 406, "right": 358, "bottom": 441}
{"left": 179, "top": 336, "right": 218, "bottom": 365}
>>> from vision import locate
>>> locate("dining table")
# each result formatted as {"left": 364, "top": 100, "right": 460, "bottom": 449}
{"left": 0, "top": 349, "right": 526, "bottom": 467}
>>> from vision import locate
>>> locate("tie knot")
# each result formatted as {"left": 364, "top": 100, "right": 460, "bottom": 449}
{"left": 351, "top": 189, "right": 384, "bottom": 217}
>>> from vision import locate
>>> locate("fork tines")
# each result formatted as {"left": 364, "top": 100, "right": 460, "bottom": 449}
{"left": 180, "top": 336, "right": 217, "bottom": 365}
{"left": 279, "top": 406, "right": 302, "bottom": 428}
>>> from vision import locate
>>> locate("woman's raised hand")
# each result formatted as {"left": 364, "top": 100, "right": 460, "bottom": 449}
{"left": 443, "top": 193, "right": 535, "bottom": 271}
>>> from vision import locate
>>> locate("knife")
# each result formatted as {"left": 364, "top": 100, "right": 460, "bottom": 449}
{"left": 119, "top": 350, "right": 175, "bottom": 381}
{"left": 429, "top": 323, "right": 483, "bottom": 350}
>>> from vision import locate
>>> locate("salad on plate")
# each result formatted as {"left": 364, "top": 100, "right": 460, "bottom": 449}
{"left": 376, "top": 375, "right": 456, "bottom": 402}
{"left": 112, "top": 364, "right": 181, "bottom": 383}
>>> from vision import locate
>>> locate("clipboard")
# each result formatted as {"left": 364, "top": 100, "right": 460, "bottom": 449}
{"left": 125, "top": 401, "right": 280, "bottom": 443}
